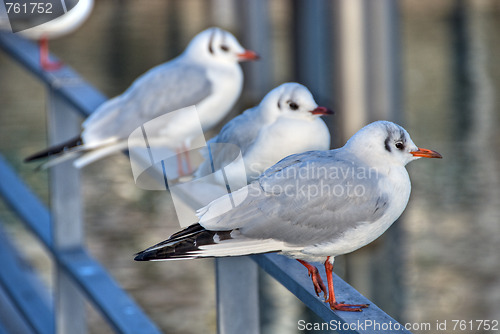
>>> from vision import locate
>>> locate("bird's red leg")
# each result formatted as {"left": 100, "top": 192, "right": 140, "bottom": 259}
{"left": 39, "top": 36, "right": 63, "bottom": 71}
{"left": 176, "top": 148, "right": 186, "bottom": 177}
{"left": 182, "top": 143, "right": 192, "bottom": 174}
{"left": 324, "top": 256, "right": 369, "bottom": 312}
{"left": 297, "top": 259, "right": 327, "bottom": 299}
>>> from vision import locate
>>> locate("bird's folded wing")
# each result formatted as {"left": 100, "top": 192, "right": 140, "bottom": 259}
{"left": 200, "top": 150, "right": 390, "bottom": 246}
{"left": 213, "top": 107, "right": 262, "bottom": 155}
{"left": 196, "top": 107, "right": 262, "bottom": 177}
{"left": 82, "top": 60, "right": 212, "bottom": 145}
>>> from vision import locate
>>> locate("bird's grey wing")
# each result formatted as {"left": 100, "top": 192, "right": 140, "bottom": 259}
{"left": 82, "top": 60, "right": 212, "bottom": 143}
{"left": 201, "top": 150, "right": 389, "bottom": 246}
{"left": 214, "top": 108, "right": 263, "bottom": 155}
{"left": 130, "top": 60, "right": 213, "bottom": 119}
{"left": 196, "top": 108, "right": 263, "bottom": 177}
{"left": 260, "top": 150, "right": 327, "bottom": 178}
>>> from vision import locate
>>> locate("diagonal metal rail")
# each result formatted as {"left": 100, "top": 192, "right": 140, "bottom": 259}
{"left": 0, "top": 154, "right": 161, "bottom": 334}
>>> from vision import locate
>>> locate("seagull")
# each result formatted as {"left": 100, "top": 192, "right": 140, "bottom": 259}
{"left": 195, "top": 82, "right": 333, "bottom": 184}
{"left": 24, "top": 27, "right": 259, "bottom": 170}
{"left": 134, "top": 120, "right": 442, "bottom": 312}
{"left": 0, "top": 0, "right": 94, "bottom": 70}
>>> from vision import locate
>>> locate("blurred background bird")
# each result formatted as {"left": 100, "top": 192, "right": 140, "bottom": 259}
{"left": 0, "top": 0, "right": 94, "bottom": 70}
{"left": 24, "top": 27, "right": 259, "bottom": 173}
{"left": 195, "top": 82, "right": 333, "bottom": 185}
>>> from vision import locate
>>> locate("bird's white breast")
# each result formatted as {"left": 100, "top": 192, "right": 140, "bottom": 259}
{"left": 243, "top": 116, "right": 330, "bottom": 180}
{"left": 302, "top": 165, "right": 411, "bottom": 257}
{"left": 197, "top": 63, "right": 243, "bottom": 131}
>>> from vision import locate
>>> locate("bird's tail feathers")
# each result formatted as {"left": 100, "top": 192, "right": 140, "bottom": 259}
{"left": 73, "top": 141, "right": 128, "bottom": 168}
{"left": 25, "top": 137, "right": 128, "bottom": 170}
{"left": 24, "top": 135, "right": 83, "bottom": 162}
{"left": 36, "top": 150, "right": 82, "bottom": 170}
{"left": 134, "top": 223, "right": 282, "bottom": 261}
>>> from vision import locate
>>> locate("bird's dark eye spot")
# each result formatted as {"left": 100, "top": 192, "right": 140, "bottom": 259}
{"left": 220, "top": 45, "right": 229, "bottom": 52}
{"left": 208, "top": 30, "right": 216, "bottom": 54}
{"left": 289, "top": 102, "right": 299, "bottom": 110}
{"left": 384, "top": 137, "right": 391, "bottom": 152}
{"left": 395, "top": 142, "right": 404, "bottom": 150}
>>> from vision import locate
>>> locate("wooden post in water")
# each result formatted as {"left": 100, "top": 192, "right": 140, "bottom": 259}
{"left": 333, "top": 0, "right": 404, "bottom": 319}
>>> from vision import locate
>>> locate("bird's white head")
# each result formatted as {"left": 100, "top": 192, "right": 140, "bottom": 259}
{"left": 259, "top": 82, "right": 333, "bottom": 121}
{"left": 184, "top": 27, "right": 259, "bottom": 64}
{"left": 345, "top": 121, "right": 442, "bottom": 166}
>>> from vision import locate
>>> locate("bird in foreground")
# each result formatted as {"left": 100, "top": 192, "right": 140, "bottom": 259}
{"left": 0, "top": 0, "right": 94, "bottom": 70}
{"left": 135, "top": 121, "right": 442, "bottom": 312}
{"left": 25, "top": 27, "right": 259, "bottom": 170}
{"left": 195, "top": 82, "right": 333, "bottom": 184}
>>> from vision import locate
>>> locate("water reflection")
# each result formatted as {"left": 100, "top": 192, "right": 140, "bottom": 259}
{"left": 404, "top": 0, "right": 500, "bottom": 328}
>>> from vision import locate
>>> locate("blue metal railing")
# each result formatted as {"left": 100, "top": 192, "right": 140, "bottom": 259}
{"left": 0, "top": 31, "right": 411, "bottom": 334}
{"left": 0, "top": 151, "right": 161, "bottom": 334}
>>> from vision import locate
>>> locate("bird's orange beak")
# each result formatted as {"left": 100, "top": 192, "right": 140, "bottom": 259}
{"left": 410, "top": 148, "right": 442, "bottom": 159}
{"left": 310, "top": 106, "right": 334, "bottom": 115}
{"left": 237, "top": 50, "right": 260, "bottom": 62}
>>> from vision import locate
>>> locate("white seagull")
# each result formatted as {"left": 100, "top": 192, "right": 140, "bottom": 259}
{"left": 135, "top": 120, "right": 442, "bottom": 312}
{"left": 195, "top": 82, "right": 333, "bottom": 184}
{"left": 0, "top": 0, "right": 94, "bottom": 70}
{"left": 25, "top": 27, "right": 259, "bottom": 169}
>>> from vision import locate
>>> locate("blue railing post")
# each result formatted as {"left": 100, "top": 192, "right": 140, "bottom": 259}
{"left": 215, "top": 257, "right": 260, "bottom": 334}
{"left": 213, "top": 1, "right": 271, "bottom": 333}
{"left": 47, "top": 88, "right": 86, "bottom": 334}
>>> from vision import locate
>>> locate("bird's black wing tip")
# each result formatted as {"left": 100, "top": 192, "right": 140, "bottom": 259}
{"left": 134, "top": 251, "right": 150, "bottom": 261}
{"left": 24, "top": 135, "right": 83, "bottom": 163}
{"left": 24, "top": 153, "right": 43, "bottom": 163}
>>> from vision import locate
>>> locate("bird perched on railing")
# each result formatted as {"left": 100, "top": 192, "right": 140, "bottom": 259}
{"left": 135, "top": 120, "right": 442, "bottom": 312}
{"left": 0, "top": 0, "right": 94, "bottom": 70}
{"left": 195, "top": 82, "right": 333, "bottom": 184}
{"left": 24, "top": 27, "right": 259, "bottom": 170}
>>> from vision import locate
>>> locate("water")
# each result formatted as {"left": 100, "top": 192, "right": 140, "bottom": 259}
{"left": 402, "top": 1, "right": 500, "bottom": 328}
